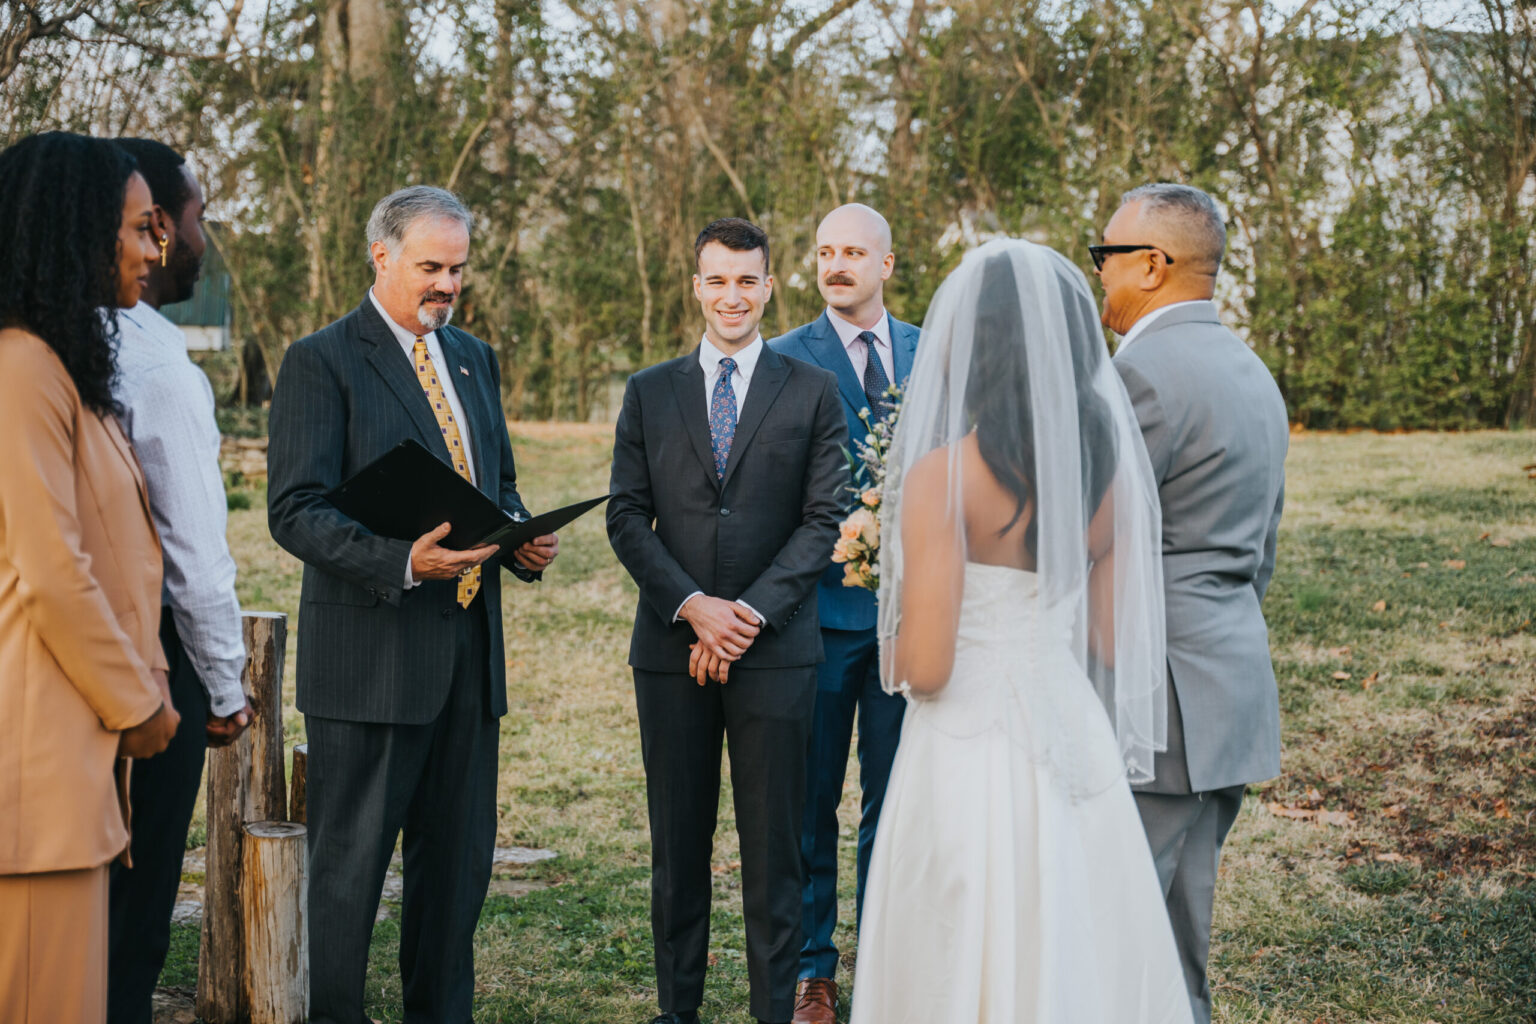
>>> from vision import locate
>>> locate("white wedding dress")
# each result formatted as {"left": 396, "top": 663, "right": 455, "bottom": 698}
{"left": 850, "top": 562, "right": 1194, "bottom": 1024}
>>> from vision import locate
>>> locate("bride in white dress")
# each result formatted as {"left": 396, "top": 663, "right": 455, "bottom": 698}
{"left": 850, "top": 240, "right": 1193, "bottom": 1024}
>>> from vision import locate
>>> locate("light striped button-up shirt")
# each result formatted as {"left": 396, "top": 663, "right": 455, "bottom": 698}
{"left": 114, "top": 302, "right": 247, "bottom": 717}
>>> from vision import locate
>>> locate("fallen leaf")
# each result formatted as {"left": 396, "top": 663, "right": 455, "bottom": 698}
{"left": 1332, "top": 671, "right": 1352, "bottom": 681}
{"left": 1375, "top": 852, "right": 1405, "bottom": 863}
{"left": 1493, "top": 799, "right": 1511, "bottom": 820}
{"left": 1268, "top": 803, "right": 1316, "bottom": 821}
{"left": 1317, "top": 809, "right": 1353, "bottom": 827}
{"left": 1490, "top": 537, "right": 1512, "bottom": 548}
{"left": 1371, "top": 599, "right": 1387, "bottom": 612}
{"left": 711, "top": 859, "right": 742, "bottom": 875}
{"left": 1416, "top": 562, "right": 1430, "bottom": 569}
{"left": 1443, "top": 559, "right": 1466, "bottom": 570}
{"left": 1477, "top": 531, "right": 1491, "bottom": 541}
{"left": 1382, "top": 803, "right": 1407, "bottom": 817}
{"left": 1305, "top": 787, "right": 1325, "bottom": 807}
{"left": 1361, "top": 671, "right": 1379, "bottom": 690}
{"left": 1330, "top": 645, "right": 1352, "bottom": 659}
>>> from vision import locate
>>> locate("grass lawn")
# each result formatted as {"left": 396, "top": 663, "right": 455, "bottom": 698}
{"left": 163, "top": 427, "right": 1536, "bottom": 1023}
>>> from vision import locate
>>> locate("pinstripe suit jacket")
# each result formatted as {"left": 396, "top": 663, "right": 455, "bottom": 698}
{"left": 268, "top": 297, "right": 536, "bottom": 725}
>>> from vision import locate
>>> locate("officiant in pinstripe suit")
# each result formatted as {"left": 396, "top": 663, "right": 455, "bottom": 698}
{"left": 267, "top": 186, "right": 558, "bottom": 1024}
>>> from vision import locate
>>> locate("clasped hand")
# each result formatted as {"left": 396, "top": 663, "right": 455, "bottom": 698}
{"left": 681, "top": 595, "right": 761, "bottom": 685}
{"left": 118, "top": 668, "right": 181, "bottom": 759}
{"left": 410, "top": 522, "right": 560, "bottom": 580}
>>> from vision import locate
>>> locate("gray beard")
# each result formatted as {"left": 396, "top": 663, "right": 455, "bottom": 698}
{"left": 416, "top": 304, "right": 454, "bottom": 332}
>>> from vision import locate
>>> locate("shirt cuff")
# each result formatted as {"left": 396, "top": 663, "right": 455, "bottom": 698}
{"left": 734, "top": 600, "right": 765, "bottom": 625}
{"left": 404, "top": 557, "right": 418, "bottom": 590}
{"left": 673, "top": 591, "right": 703, "bottom": 623}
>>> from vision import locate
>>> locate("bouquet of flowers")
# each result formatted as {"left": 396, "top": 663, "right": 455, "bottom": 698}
{"left": 831, "top": 389, "right": 901, "bottom": 591}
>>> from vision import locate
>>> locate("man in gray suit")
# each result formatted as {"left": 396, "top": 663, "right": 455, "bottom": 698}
{"left": 268, "top": 186, "right": 558, "bottom": 1024}
{"left": 1096, "top": 183, "right": 1288, "bottom": 1024}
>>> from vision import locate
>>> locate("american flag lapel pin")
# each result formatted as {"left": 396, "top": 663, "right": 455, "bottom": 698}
{"left": 459, "top": 365, "right": 470, "bottom": 377}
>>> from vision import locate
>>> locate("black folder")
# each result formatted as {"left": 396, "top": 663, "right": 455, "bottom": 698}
{"left": 324, "top": 438, "right": 610, "bottom": 551}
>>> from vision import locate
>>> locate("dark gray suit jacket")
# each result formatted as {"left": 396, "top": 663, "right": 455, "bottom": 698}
{"left": 769, "top": 312, "right": 920, "bottom": 632}
{"left": 607, "top": 343, "right": 849, "bottom": 673}
{"left": 267, "top": 297, "right": 537, "bottom": 725}
{"left": 1114, "top": 302, "right": 1289, "bottom": 794}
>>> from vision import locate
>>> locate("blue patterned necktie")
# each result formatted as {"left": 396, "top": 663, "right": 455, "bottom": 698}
{"left": 860, "top": 331, "right": 893, "bottom": 420}
{"left": 709, "top": 356, "right": 738, "bottom": 480}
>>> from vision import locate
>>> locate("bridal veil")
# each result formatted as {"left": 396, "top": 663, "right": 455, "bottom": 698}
{"left": 876, "top": 238, "right": 1168, "bottom": 794}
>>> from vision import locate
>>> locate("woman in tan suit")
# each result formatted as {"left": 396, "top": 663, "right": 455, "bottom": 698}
{"left": 0, "top": 132, "right": 185, "bottom": 1024}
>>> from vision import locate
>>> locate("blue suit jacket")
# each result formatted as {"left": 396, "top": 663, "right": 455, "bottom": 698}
{"left": 770, "top": 311, "right": 920, "bottom": 632}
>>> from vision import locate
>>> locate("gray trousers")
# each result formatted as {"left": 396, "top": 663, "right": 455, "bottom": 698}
{"left": 1133, "top": 785, "right": 1246, "bottom": 1024}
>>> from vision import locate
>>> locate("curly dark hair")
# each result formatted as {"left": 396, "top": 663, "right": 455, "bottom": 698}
{"left": 0, "top": 131, "right": 139, "bottom": 416}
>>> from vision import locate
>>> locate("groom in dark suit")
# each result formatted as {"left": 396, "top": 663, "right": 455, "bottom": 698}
{"left": 769, "top": 204, "right": 918, "bottom": 1024}
{"left": 268, "top": 186, "right": 558, "bottom": 1024}
{"left": 607, "top": 218, "right": 848, "bottom": 1024}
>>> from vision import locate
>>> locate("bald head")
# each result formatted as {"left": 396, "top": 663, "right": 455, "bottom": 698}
{"left": 1118, "top": 183, "right": 1225, "bottom": 275}
{"left": 816, "top": 203, "right": 895, "bottom": 326}
{"left": 817, "top": 203, "right": 892, "bottom": 255}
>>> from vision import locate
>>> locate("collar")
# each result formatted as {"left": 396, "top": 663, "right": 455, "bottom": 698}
{"left": 1117, "top": 300, "right": 1217, "bottom": 351}
{"left": 826, "top": 307, "right": 891, "bottom": 352}
{"left": 699, "top": 333, "right": 764, "bottom": 381}
{"left": 368, "top": 288, "right": 438, "bottom": 348}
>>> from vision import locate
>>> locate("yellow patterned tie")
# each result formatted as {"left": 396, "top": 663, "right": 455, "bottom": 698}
{"left": 413, "top": 337, "right": 480, "bottom": 608}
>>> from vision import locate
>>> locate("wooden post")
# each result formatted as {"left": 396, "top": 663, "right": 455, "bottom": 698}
{"left": 198, "top": 612, "right": 288, "bottom": 1024}
{"left": 241, "top": 821, "right": 308, "bottom": 1024}
{"left": 246, "top": 611, "right": 288, "bottom": 822}
{"left": 289, "top": 743, "right": 308, "bottom": 825}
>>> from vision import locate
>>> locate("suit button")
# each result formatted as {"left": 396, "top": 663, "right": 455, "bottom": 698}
{"left": 719, "top": 508, "right": 731, "bottom": 517}
{"left": 441, "top": 607, "right": 453, "bottom": 619}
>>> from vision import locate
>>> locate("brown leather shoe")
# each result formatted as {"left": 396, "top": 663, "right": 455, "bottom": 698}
{"left": 791, "top": 977, "right": 838, "bottom": 1024}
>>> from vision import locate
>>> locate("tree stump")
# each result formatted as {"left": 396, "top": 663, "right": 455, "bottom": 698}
{"left": 240, "top": 821, "right": 308, "bottom": 1024}
{"left": 198, "top": 612, "right": 288, "bottom": 1024}
{"left": 289, "top": 743, "right": 308, "bottom": 825}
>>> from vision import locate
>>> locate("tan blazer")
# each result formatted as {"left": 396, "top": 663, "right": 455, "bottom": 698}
{"left": 0, "top": 328, "right": 167, "bottom": 875}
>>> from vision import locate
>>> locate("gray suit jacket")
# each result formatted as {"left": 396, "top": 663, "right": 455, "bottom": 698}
{"left": 606, "top": 344, "right": 849, "bottom": 673}
{"left": 1114, "top": 303, "right": 1288, "bottom": 793}
{"left": 267, "top": 297, "right": 538, "bottom": 725}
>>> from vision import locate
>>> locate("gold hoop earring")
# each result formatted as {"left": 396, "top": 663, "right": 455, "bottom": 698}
{"left": 158, "top": 234, "right": 169, "bottom": 267}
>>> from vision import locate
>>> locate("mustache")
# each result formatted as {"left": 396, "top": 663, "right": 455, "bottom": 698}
{"left": 823, "top": 273, "right": 856, "bottom": 286}
{"left": 420, "top": 290, "right": 455, "bottom": 305}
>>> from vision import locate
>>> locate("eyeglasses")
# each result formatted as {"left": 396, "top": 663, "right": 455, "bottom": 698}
{"left": 1087, "top": 244, "right": 1175, "bottom": 271}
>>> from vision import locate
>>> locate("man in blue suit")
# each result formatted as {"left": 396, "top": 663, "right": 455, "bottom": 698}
{"left": 769, "top": 204, "right": 919, "bottom": 1024}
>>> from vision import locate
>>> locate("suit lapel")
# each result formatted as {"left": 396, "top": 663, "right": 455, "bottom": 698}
{"left": 890, "top": 315, "right": 919, "bottom": 388}
{"left": 356, "top": 301, "right": 453, "bottom": 464}
{"left": 436, "top": 327, "right": 494, "bottom": 497}
{"left": 722, "top": 346, "right": 788, "bottom": 488}
{"left": 101, "top": 413, "right": 156, "bottom": 534}
{"left": 670, "top": 352, "right": 720, "bottom": 487}
{"left": 803, "top": 313, "right": 867, "bottom": 420}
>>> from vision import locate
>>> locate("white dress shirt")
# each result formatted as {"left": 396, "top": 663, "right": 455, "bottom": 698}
{"left": 698, "top": 331, "right": 764, "bottom": 419}
{"left": 368, "top": 289, "right": 478, "bottom": 485}
{"left": 113, "top": 302, "right": 248, "bottom": 717}
{"left": 369, "top": 290, "right": 481, "bottom": 589}
{"left": 1115, "top": 300, "right": 1217, "bottom": 352}
{"left": 825, "top": 307, "right": 895, "bottom": 383}
{"left": 675, "top": 333, "right": 767, "bottom": 627}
